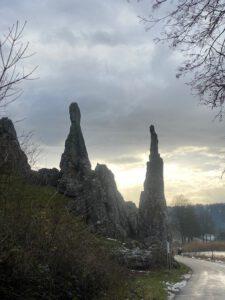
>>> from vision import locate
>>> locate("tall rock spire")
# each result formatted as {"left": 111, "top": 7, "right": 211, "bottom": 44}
{"left": 150, "top": 125, "right": 158, "bottom": 159}
{"left": 139, "top": 125, "right": 169, "bottom": 265}
{"left": 58, "top": 103, "right": 138, "bottom": 239}
{"left": 59, "top": 103, "right": 91, "bottom": 195}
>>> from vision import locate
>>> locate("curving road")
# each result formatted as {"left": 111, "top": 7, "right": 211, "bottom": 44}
{"left": 175, "top": 255, "right": 225, "bottom": 299}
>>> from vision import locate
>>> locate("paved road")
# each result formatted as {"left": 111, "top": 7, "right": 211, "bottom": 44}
{"left": 175, "top": 255, "right": 225, "bottom": 299}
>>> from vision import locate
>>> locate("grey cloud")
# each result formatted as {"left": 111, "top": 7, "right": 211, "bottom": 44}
{"left": 108, "top": 156, "right": 143, "bottom": 165}
{"left": 189, "top": 186, "right": 225, "bottom": 204}
{"left": 41, "top": 28, "right": 79, "bottom": 45}
{"left": 2, "top": 0, "right": 225, "bottom": 204}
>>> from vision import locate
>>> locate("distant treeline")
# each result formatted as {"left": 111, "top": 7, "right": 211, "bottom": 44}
{"left": 168, "top": 196, "right": 225, "bottom": 243}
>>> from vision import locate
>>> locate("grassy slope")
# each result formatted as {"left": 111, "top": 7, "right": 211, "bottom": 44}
{"left": 0, "top": 176, "right": 189, "bottom": 299}
{"left": 0, "top": 176, "right": 128, "bottom": 299}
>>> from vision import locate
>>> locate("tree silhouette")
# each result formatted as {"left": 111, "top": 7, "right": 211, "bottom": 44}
{"left": 0, "top": 21, "right": 37, "bottom": 110}
{"left": 141, "top": 1, "right": 225, "bottom": 117}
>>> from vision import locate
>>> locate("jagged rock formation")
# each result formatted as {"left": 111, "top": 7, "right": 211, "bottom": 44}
{"left": 59, "top": 103, "right": 91, "bottom": 196}
{"left": 138, "top": 125, "right": 169, "bottom": 264}
{"left": 59, "top": 103, "right": 138, "bottom": 239}
{"left": 0, "top": 104, "right": 170, "bottom": 268}
{"left": 94, "top": 164, "right": 136, "bottom": 238}
{"left": 0, "top": 117, "right": 61, "bottom": 187}
{"left": 0, "top": 107, "right": 138, "bottom": 240}
{"left": 0, "top": 118, "right": 31, "bottom": 176}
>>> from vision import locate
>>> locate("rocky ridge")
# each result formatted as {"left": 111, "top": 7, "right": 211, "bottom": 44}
{"left": 58, "top": 103, "right": 136, "bottom": 239}
{"left": 0, "top": 103, "right": 170, "bottom": 267}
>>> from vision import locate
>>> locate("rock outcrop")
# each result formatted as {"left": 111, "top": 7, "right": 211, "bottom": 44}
{"left": 59, "top": 103, "right": 138, "bottom": 239}
{"left": 0, "top": 104, "right": 170, "bottom": 268}
{"left": 138, "top": 125, "right": 169, "bottom": 264}
{"left": 59, "top": 103, "right": 91, "bottom": 196}
{"left": 125, "top": 201, "right": 139, "bottom": 238}
{"left": 116, "top": 246, "right": 153, "bottom": 270}
{"left": 0, "top": 118, "right": 31, "bottom": 176}
{"left": 94, "top": 164, "right": 136, "bottom": 238}
{"left": 0, "top": 117, "right": 61, "bottom": 187}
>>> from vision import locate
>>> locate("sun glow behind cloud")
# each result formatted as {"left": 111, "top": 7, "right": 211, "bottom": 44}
{"left": 36, "top": 143, "right": 225, "bottom": 207}
{"left": 91, "top": 146, "right": 225, "bottom": 207}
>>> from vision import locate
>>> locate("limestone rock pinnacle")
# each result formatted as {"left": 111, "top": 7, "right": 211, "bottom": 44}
{"left": 138, "top": 125, "right": 169, "bottom": 265}
{"left": 150, "top": 125, "right": 159, "bottom": 158}
{"left": 58, "top": 103, "right": 138, "bottom": 239}
{"left": 59, "top": 102, "right": 91, "bottom": 195}
{"left": 70, "top": 102, "right": 81, "bottom": 125}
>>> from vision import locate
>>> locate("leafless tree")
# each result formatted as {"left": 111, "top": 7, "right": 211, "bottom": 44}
{"left": 19, "top": 131, "right": 42, "bottom": 169}
{"left": 140, "top": 0, "right": 225, "bottom": 117}
{"left": 171, "top": 195, "right": 201, "bottom": 243}
{"left": 0, "top": 21, "right": 37, "bottom": 109}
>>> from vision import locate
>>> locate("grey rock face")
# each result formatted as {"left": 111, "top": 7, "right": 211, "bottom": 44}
{"left": 94, "top": 164, "right": 134, "bottom": 238}
{"left": 37, "top": 168, "right": 61, "bottom": 187}
{"left": 67, "top": 163, "right": 137, "bottom": 239}
{"left": 116, "top": 246, "right": 153, "bottom": 270}
{"left": 125, "top": 201, "right": 139, "bottom": 238}
{"left": 0, "top": 118, "right": 30, "bottom": 176}
{"left": 59, "top": 103, "right": 91, "bottom": 195}
{"left": 138, "top": 125, "right": 169, "bottom": 264}
{"left": 58, "top": 103, "right": 138, "bottom": 239}
{"left": 0, "top": 118, "right": 61, "bottom": 187}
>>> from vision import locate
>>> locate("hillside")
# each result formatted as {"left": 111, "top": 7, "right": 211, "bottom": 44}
{"left": 0, "top": 176, "right": 189, "bottom": 299}
{"left": 0, "top": 176, "right": 128, "bottom": 299}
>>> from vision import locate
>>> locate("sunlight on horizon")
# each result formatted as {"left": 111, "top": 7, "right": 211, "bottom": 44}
{"left": 36, "top": 145, "right": 225, "bottom": 207}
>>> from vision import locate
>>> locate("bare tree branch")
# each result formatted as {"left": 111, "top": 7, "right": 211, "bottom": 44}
{"left": 140, "top": 0, "right": 225, "bottom": 115}
{"left": 19, "top": 131, "right": 42, "bottom": 168}
{"left": 0, "top": 21, "right": 37, "bottom": 109}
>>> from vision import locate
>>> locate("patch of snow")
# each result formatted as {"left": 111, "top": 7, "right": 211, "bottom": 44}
{"left": 106, "top": 237, "right": 118, "bottom": 242}
{"left": 130, "top": 269, "right": 150, "bottom": 274}
{"left": 185, "top": 251, "right": 225, "bottom": 258}
{"left": 166, "top": 272, "right": 191, "bottom": 299}
{"left": 183, "top": 274, "right": 191, "bottom": 280}
{"left": 184, "top": 251, "right": 225, "bottom": 264}
{"left": 215, "top": 260, "right": 224, "bottom": 264}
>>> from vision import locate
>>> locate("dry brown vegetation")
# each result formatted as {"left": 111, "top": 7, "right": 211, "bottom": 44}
{"left": 183, "top": 241, "right": 225, "bottom": 253}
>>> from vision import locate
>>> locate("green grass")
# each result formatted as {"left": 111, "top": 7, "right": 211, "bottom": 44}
{"left": 125, "top": 263, "right": 190, "bottom": 300}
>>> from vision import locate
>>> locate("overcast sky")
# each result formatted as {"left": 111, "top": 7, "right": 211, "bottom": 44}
{"left": 1, "top": 0, "right": 225, "bottom": 206}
